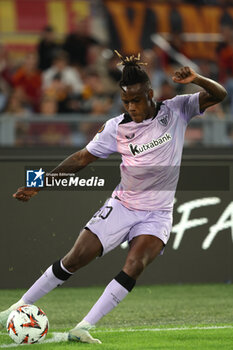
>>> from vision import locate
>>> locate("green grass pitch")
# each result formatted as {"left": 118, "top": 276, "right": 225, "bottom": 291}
{"left": 0, "top": 284, "right": 233, "bottom": 349}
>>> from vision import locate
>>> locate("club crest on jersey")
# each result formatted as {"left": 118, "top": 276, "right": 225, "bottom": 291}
{"left": 158, "top": 114, "right": 169, "bottom": 126}
{"left": 129, "top": 133, "right": 172, "bottom": 156}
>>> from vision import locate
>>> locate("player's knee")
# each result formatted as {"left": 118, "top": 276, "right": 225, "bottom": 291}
{"left": 123, "top": 258, "right": 145, "bottom": 280}
{"left": 62, "top": 251, "right": 87, "bottom": 273}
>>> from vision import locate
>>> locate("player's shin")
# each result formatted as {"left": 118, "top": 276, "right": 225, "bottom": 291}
{"left": 84, "top": 270, "right": 136, "bottom": 325}
{"left": 68, "top": 271, "right": 136, "bottom": 343}
{"left": 22, "top": 260, "right": 73, "bottom": 304}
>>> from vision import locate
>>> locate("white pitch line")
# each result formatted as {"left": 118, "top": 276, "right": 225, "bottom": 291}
{"left": 94, "top": 325, "right": 233, "bottom": 333}
{"left": 0, "top": 326, "right": 233, "bottom": 348}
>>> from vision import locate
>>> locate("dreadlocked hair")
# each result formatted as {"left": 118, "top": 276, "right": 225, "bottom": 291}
{"left": 115, "top": 50, "right": 150, "bottom": 90}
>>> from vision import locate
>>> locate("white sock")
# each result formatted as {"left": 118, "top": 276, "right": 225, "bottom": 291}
{"left": 82, "top": 279, "right": 129, "bottom": 326}
{"left": 22, "top": 265, "right": 66, "bottom": 304}
{"left": 75, "top": 320, "right": 93, "bottom": 330}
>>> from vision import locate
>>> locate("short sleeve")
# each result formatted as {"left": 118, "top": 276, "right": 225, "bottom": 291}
{"left": 167, "top": 92, "right": 202, "bottom": 123}
{"left": 86, "top": 118, "right": 118, "bottom": 158}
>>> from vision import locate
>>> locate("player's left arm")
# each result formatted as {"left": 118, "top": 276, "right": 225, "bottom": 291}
{"left": 172, "top": 67, "right": 227, "bottom": 112}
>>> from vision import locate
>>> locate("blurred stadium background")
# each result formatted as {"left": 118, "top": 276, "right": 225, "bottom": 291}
{"left": 0, "top": 0, "right": 233, "bottom": 288}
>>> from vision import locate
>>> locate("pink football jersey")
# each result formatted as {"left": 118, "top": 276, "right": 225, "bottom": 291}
{"left": 86, "top": 93, "right": 202, "bottom": 211}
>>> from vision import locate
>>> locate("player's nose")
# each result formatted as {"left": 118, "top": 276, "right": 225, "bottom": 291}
{"left": 128, "top": 102, "right": 136, "bottom": 111}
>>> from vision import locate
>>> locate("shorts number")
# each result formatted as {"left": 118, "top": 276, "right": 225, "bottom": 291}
{"left": 93, "top": 206, "right": 113, "bottom": 220}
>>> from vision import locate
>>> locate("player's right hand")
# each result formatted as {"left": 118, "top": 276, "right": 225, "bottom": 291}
{"left": 172, "top": 66, "right": 198, "bottom": 84}
{"left": 13, "top": 187, "right": 40, "bottom": 202}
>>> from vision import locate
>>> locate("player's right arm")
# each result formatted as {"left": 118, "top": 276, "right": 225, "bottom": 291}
{"left": 172, "top": 66, "right": 227, "bottom": 112}
{"left": 48, "top": 148, "right": 98, "bottom": 174}
{"left": 14, "top": 116, "right": 119, "bottom": 202}
{"left": 13, "top": 148, "right": 98, "bottom": 202}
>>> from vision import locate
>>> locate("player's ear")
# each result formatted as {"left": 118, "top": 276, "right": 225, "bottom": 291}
{"left": 148, "top": 88, "right": 154, "bottom": 100}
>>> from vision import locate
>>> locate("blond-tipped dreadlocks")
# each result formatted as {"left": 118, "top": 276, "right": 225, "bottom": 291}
{"left": 114, "top": 50, "right": 147, "bottom": 67}
{"left": 114, "top": 50, "right": 150, "bottom": 91}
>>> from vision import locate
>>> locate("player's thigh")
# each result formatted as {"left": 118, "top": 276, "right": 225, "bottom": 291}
{"left": 123, "top": 235, "right": 164, "bottom": 279}
{"left": 62, "top": 229, "right": 103, "bottom": 271}
{"left": 85, "top": 197, "right": 136, "bottom": 255}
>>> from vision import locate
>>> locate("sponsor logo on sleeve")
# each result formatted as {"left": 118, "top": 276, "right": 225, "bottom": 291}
{"left": 93, "top": 123, "right": 106, "bottom": 141}
{"left": 97, "top": 124, "right": 106, "bottom": 133}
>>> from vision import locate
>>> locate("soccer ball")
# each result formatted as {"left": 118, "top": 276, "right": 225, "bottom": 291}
{"left": 6, "top": 304, "right": 49, "bottom": 344}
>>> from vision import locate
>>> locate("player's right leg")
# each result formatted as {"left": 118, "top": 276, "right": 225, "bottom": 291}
{"left": 0, "top": 229, "right": 102, "bottom": 329}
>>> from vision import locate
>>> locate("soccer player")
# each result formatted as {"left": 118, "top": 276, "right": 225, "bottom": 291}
{"left": 0, "top": 52, "right": 227, "bottom": 343}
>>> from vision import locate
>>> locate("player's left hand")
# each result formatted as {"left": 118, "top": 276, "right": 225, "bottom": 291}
{"left": 172, "top": 67, "right": 198, "bottom": 84}
{"left": 13, "top": 187, "right": 40, "bottom": 202}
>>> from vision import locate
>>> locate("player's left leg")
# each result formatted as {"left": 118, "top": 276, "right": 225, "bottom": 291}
{"left": 122, "top": 234, "right": 164, "bottom": 279}
{"left": 69, "top": 235, "right": 163, "bottom": 341}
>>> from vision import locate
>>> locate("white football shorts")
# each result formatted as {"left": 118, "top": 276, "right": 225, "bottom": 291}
{"left": 85, "top": 197, "right": 173, "bottom": 256}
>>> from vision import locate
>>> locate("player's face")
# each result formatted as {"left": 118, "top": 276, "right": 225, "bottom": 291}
{"left": 121, "top": 83, "right": 154, "bottom": 123}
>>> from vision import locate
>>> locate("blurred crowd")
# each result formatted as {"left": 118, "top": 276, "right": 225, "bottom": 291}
{"left": 0, "top": 21, "right": 123, "bottom": 146}
{"left": 165, "top": 0, "right": 233, "bottom": 4}
{"left": 0, "top": 13, "right": 233, "bottom": 147}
